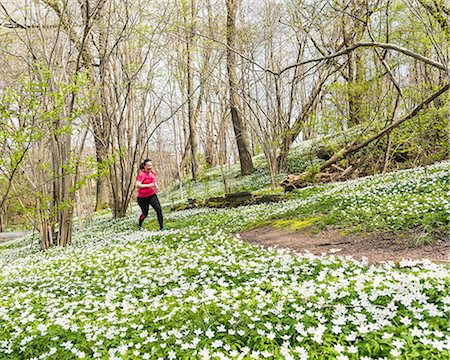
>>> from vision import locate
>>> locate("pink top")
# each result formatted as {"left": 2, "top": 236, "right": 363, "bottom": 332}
{"left": 137, "top": 170, "right": 156, "bottom": 198}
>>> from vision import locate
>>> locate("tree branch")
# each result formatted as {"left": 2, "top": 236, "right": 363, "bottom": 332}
{"left": 277, "top": 42, "right": 449, "bottom": 75}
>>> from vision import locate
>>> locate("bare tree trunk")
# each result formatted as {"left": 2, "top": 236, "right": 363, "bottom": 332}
{"left": 180, "top": 133, "right": 192, "bottom": 176}
{"left": 94, "top": 135, "right": 111, "bottom": 211}
{"left": 186, "top": 0, "right": 199, "bottom": 180}
{"left": 172, "top": 115, "right": 184, "bottom": 199}
{"left": 204, "top": 98, "right": 218, "bottom": 167}
{"left": 0, "top": 208, "right": 4, "bottom": 232}
{"left": 343, "top": 0, "right": 368, "bottom": 126}
{"left": 226, "top": 0, "right": 254, "bottom": 176}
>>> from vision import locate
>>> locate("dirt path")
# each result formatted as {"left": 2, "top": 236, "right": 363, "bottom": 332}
{"left": 240, "top": 226, "right": 449, "bottom": 264}
{"left": 0, "top": 231, "right": 31, "bottom": 244}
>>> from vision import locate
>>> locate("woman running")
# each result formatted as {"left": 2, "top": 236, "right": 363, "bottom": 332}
{"left": 135, "top": 159, "right": 165, "bottom": 231}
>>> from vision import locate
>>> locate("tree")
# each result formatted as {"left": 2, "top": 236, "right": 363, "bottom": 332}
{"left": 226, "top": 0, "right": 254, "bottom": 176}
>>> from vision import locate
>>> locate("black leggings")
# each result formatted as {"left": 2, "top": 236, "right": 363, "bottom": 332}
{"left": 137, "top": 194, "right": 163, "bottom": 229}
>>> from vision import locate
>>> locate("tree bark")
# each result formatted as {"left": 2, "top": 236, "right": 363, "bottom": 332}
{"left": 343, "top": 0, "right": 368, "bottom": 126}
{"left": 187, "top": 0, "right": 199, "bottom": 180}
{"left": 226, "top": 0, "right": 254, "bottom": 176}
{"left": 94, "top": 134, "right": 111, "bottom": 211}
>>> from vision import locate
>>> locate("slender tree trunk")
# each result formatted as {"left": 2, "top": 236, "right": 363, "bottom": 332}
{"left": 0, "top": 207, "right": 4, "bottom": 232}
{"left": 94, "top": 21, "right": 112, "bottom": 211}
{"left": 226, "top": 0, "right": 254, "bottom": 176}
{"left": 94, "top": 135, "right": 111, "bottom": 211}
{"left": 187, "top": 0, "right": 199, "bottom": 180}
{"left": 180, "top": 133, "right": 192, "bottom": 176}
{"left": 344, "top": 0, "right": 368, "bottom": 126}
{"left": 204, "top": 100, "right": 217, "bottom": 167}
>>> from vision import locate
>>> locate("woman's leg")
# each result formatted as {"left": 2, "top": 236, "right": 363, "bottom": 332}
{"left": 137, "top": 197, "right": 151, "bottom": 228}
{"left": 149, "top": 194, "right": 164, "bottom": 229}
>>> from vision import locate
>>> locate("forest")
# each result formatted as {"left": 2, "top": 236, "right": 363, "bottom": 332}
{"left": 0, "top": 0, "right": 449, "bottom": 359}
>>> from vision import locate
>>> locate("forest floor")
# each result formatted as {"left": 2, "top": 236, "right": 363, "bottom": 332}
{"left": 240, "top": 226, "right": 449, "bottom": 264}
{"left": 1, "top": 162, "right": 449, "bottom": 358}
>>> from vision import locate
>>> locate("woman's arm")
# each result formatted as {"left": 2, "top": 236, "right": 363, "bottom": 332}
{"left": 154, "top": 181, "right": 160, "bottom": 193}
{"left": 136, "top": 180, "right": 155, "bottom": 189}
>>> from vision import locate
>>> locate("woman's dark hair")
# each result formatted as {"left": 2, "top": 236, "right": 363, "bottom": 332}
{"left": 139, "top": 159, "right": 152, "bottom": 170}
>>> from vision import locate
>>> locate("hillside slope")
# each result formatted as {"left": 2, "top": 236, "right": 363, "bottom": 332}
{"left": 162, "top": 124, "right": 448, "bottom": 205}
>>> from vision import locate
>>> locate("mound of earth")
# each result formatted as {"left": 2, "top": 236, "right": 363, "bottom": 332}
{"left": 239, "top": 226, "right": 449, "bottom": 264}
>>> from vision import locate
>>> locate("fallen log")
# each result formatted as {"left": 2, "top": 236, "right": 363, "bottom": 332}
{"left": 171, "top": 192, "right": 286, "bottom": 211}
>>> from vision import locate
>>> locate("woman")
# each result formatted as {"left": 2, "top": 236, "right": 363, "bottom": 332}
{"left": 135, "top": 159, "right": 165, "bottom": 231}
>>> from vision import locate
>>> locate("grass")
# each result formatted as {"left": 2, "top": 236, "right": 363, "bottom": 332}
{"left": 271, "top": 217, "right": 322, "bottom": 232}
